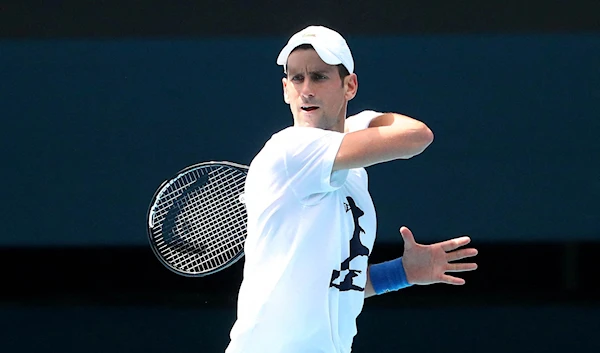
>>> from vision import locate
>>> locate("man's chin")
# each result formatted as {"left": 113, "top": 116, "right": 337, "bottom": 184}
{"left": 292, "top": 110, "right": 323, "bottom": 127}
{"left": 295, "top": 109, "right": 321, "bottom": 121}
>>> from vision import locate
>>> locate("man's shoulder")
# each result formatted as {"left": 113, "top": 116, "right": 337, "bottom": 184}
{"left": 271, "top": 126, "right": 332, "bottom": 140}
{"left": 256, "top": 126, "right": 331, "bottom": 154}
{"left": 248, "top": 128, "right": 291, "bottom": 170}
{"left": 250, "top": 126, "right": 343, "bottom": 169}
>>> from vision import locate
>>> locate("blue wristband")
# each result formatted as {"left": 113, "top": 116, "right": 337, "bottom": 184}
{"left": 369, "top": 257, "right": 413, "bottom": 295}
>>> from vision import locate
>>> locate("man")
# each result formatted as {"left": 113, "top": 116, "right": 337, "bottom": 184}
{"left": 226, "top": 26, "right": 478, "bottom": 353}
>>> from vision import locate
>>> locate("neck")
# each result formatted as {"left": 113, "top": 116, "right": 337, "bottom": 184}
{"left": 294, "top": 118, "right": 345, "bottom": 132}
{"left": 292, "top": 107, "right": 347, "bottom": 133}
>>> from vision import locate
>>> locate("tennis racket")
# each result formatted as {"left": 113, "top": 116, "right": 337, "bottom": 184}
{"left": 147, "top": 161, "right": 249, "bottom": 277}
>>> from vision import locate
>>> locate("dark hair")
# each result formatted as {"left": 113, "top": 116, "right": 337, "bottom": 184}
{"left": 288, "top": 44, "right": 350, "bottom": 82}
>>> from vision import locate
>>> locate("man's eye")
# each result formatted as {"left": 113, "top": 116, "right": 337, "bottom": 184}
{"left": 313, "top": 74, "right": 327, "bottom": 80}
{"left": 291, "top": 75, "right": 304, "bottom": 82}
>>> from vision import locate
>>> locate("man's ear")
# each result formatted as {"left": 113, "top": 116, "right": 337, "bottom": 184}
{"left": 282, "top": 77, "right": 290, "bottom": 104}
{"left": 344, "top": 73, "right": 358, "bottom": 101}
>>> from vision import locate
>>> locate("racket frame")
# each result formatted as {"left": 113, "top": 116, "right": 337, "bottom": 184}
{"left": 146, "top": 161, "right": 249, "bottom": 277}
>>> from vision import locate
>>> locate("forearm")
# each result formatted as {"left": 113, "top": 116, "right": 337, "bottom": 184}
{"left": 370, "top": 113, "right": 432, "bottom": 139}
{"left": 335, "top": 115, "right": 433, "bottom": 171}
{"left": 364, "top": 258, "right": 413, "bottom": 298}
{"left": 364, "top": 265, "right": 377, "bottom": 298}
{"left": 346, "top": 111, "right": 431, "bottom": 135}
{"left": 374, "top": 113, "right": 433, "bottom": 160}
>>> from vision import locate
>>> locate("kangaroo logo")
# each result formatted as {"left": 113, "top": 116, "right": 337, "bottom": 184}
{"left": 330, "top": 196, "right": 370, "bottom": 292}
{"left": 161, "top": 174, "right": 209, "bottom": 256}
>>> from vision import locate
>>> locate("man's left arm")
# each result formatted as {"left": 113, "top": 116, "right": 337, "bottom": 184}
{"left": 364, "top": 226, "right": 478, "bottom": 298}
{"left": 364, "top": 266, "right": 376, "bottom": 298}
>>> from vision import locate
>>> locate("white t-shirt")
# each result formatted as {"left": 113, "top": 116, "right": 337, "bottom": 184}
{"left": 226, "top": 112, "right": 380, "bottom": 353}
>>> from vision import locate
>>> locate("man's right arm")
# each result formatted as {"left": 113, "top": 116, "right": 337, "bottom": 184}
{"left": 333, "top": 113, "right": 434, "bottom": 171}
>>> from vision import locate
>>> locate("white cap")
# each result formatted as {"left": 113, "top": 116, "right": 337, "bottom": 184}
{"left": 276, "top": 25, "right": 354, "bottom": 74}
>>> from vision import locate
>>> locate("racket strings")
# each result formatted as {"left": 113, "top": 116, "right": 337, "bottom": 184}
{"left": 169, "top": 170, "right": 246, "bottom": 270}
{"left": 178, "top": 168, "right": 245, "bottom": 245}
{"left": 162, "top": 197, "right": 243, "bottom": 270}
{"left": 150, "top": 165, "right": 247, "bottom": 274}
{"left": 165, "top": 167, "right": 243, "bottom": 266}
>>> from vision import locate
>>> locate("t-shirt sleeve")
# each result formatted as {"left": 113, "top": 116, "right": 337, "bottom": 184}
{"left": 345, "top": 110, "right": 383, "bottom": 132}
{"left": 280, "top": 127, "right": 349, "bottom": 200}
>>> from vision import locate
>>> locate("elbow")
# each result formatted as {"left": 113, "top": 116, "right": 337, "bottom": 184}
{"left": 413, "top": 123, "right": 434, "bottom": 151}
{"left": 421, "top": 125, "right": 434, "bottom": 148}
{"left": 404, "top": 124, "right": 434, "bottom": 159}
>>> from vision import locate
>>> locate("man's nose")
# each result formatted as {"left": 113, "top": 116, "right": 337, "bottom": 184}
{"left": 300, "top": 80, "right": 315, "bottom": 99}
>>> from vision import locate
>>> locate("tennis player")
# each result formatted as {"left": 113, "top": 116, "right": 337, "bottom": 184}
{"left": 225, "top": 25, "right": 478, "bottom": 353}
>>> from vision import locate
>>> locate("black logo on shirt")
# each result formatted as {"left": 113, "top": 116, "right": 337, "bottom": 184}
{"left": 330, "top": 196, "right": 370, "bottom": 292}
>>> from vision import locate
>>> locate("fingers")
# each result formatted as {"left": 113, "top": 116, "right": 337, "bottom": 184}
{"left": 440, "top": 274, "right": 466, "bottom": 285}
{"left": 446, "top": 262, "right": 478, "bottom": 272}
{"left": 440, "top": 236, "right": 471, "bottom": 252}
{"left": 446, "top": 248, "right": 478, "bottom": 262}
{"left": 399, "top": 226, "right": 415, "bottom": 250}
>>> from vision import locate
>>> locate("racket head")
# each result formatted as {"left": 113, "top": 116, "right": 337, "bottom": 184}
{"left": 147, "top": 161, "right": 249, "bottom": 277}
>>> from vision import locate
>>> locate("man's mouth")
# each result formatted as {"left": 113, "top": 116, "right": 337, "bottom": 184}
{"left": 301, "top": 106, "right": 319, "bottom": 112}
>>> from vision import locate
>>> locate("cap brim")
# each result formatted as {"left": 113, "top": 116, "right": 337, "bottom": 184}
{"left": 277, "top": 39, "right": 343, "bottom": 70}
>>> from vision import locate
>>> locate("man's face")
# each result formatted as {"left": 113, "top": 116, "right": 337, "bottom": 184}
{"left": 282, "top": 48, "right": 357, "bottom": 132}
